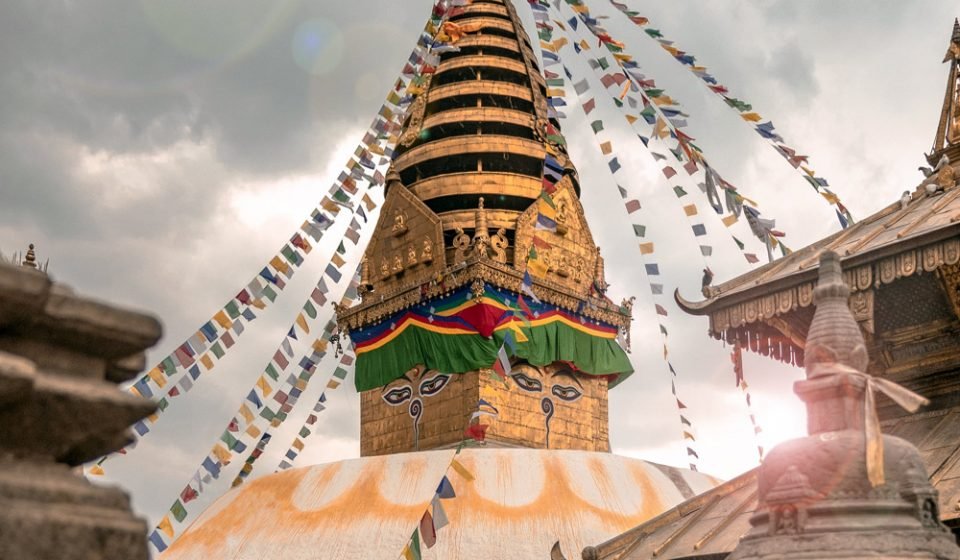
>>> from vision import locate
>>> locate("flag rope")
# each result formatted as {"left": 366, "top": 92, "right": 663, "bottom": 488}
{"left": 605, "top": 0, "right": 854, "bottom": 228}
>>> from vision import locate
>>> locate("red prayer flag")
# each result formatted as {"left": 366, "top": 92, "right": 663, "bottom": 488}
{"left": 180, "top": 485, "right": 198, "bottom": 504}
{"left": 420, "top": 511, "right": 437, "bottom": 548}
{"left": 464, "top": 423, "right": 488, "bottom": 442}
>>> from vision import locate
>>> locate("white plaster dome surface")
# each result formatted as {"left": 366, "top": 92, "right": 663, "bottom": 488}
{"left": 164, "top": 448, "right": 719, "bottom": 560}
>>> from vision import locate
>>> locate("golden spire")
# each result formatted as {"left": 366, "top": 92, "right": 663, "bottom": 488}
{"left": 928, "top": 18, "right": 960, "bottom": 165}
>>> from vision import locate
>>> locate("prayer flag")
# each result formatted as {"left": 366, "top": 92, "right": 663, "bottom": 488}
{"left": 450, "top": 459, "right": 474, "bottom": 481}
{"left": 148, "top": 530, "right": 168, "bottom": 553}
{"left": 436, "top": 476, "right": 456, "bottom": 499}
{"left": 171, "top": 500, "right": 188, "bottom": 523}
{"left": 420, "top": 511, "right": 437, "bottom": 549}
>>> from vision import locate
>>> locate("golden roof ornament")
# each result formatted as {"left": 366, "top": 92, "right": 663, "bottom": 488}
{"left": 22, "top": 244, "right": 38, "bottom": 269}
{"left": 927, "top": 18, "right": 960, "bottom": 165}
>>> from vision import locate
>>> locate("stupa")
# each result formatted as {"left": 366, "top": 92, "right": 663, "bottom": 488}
{"left": 162, "top": 1, "right": 717, "bottom": 558}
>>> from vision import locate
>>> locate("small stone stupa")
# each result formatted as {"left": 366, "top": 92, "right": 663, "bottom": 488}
{"left": 729, "top": 251, "right": 958, "bottom": 559}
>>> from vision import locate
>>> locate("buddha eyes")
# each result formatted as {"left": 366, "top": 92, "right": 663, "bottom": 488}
{"left": 511, "top": 372, "right": 543, "bottom": 393}
{"left": 382, "top": 386, "right": 412, "bottom": 406}
{"left": 551, "top": 385, "right": 582, "bottom": 402}
{"left": 419, "top": 374, "right": 450, "bottom": 396}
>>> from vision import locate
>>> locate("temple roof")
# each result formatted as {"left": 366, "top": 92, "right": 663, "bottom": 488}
{"left": 675, "top": 179, "right": 960, "bottom": 363}
{"left": 161, "top": 448, "right": 718, "bottom": 560}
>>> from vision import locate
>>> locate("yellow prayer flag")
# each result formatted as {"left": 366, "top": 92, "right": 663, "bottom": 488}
{"left": 88, "top": 465, "right": 105, "bottom": 476}
{"left": 321, "top": 198, "right": 341, "bottom": 214}
{"left": 683, "top": 204, "right": 698, "bottom": 217}
{"left": 245, "top": 424, "right": 262, "bottom": 439}
{"left": 158, "top": 515, "right": 175, "bottom": 539}
{"left": 213, "top": 310, "right": 232, "bottom": 329}
{"left": 296, "top": 313, "right": 310, "bottom": 335}
{"left": 625, "top": 114, "right": 638, "bottom": 124}
{"left": 147, "top": 413, "right": 159, "bottom": 423}
{"left": 147, "top": 367, "right": 167, "bottom": 388}
{"left": 256, "top": 376, "right": 273, "bottom": 397}
{"left": 578, "top": 40, "right": 590, "bottom": 51}
{"left": 296, "top": 379, "right": 308, "bottom": 391}
{"left": 599, "top": 141, "right": 613, "bottom": 155}
{"left": 238, "top": 404, "right": 254, "bottom": 424}
{"left": 639, "top": 242, "right": 655, "bottom": 255}
{"left": 722, "top": 214, "right": 739, "bottom": 227}
{"left": 653, "top": 95, "right": 675, "bottom": 106}
{"left": 292, "top": 438, "right": 305, "bottom": 451}
{"left": 820, "top": 191, "right": 839, "bottom": 204}
{"left": 212, "top": 444, "right": 232, "bottom": 465}
{"left": 251, "top": 298, "right": 266, "bottom": 310}
{"left": 200, "top": 354, "right": 214, "bottom": 371}
{"left": 613, "top": 53, "right": 633, "bottom": 63}
{"left": 507, "top": 322, "right": 529, "bottom": 343}
{"left": 527, "top": 258, "right": 548, "bottom": 278}
{"left": 403, "top": 545, "right": 416, "bottom": 560}
{"left": 450, "top": 459, "right": 474, "bottom": 482}
{"left": 270, "top": 256, "right": 290, "bottom": 276}
{"left": 545, "top": 87, "right": 565, "bottom": 98}
{"left": 362, "top": 193, "right": 376, "bottom": 211}
{"left": 327, "top": 378, "right": 341, "bottom": 390}
{"left": 331, "top": 252, "right": 346, "bottom": 268}
{"left": 313, "top": 339, "right": 329, "bottom": 353}
{"left": 270, "top": 418, "right": 282, "bottom": 428}
{"left": 551, "top": 37, "right": 568, "bottom": 51}
{"left": 128, "top": 386, "right": 142, "bottom": 398}
{"left": 741, "top": 112, "right": 762, "bottom": 122}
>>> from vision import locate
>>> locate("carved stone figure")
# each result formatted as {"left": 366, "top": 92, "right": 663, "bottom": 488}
{"left": 380, "top": 258, "right": 390, "bottom": 279}
{"left": 391, "top": 210, "right": 408, "bottom": 236}
{"left": 594, "top": 247, "right": 608, "bottom": 294}
{"left": 392, "top": 254, "right": 403, "bottom": 274}
{"left": 490, "top": 228, "right": 508, "bottom": 263}
{"left": 421, "top": 238, "right": 433, "bottom": 264}
{"left": 473, "top": 197, "right": 490, "bottom": 259}
{"left": 556, "top": 199, "right": 569, "bottom": 235}
{"left": 453, "top": 227, "right": 471, "bottom": 264}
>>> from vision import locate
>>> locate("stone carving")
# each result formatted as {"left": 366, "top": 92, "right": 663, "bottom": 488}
{"left": 473, "top": 197, "right": 490, "bottom": 259}
{"left": 453, "top": 228, "right": 471, "bottom": 264}
{"left": 398, "top": 74, "right": 431, "bottom": 148}
{"left": 406, "top": 244, "right": 418, "bottom": 268}
{"left": 556, "top": 200, "right": 569, "bottom": 235}
{"left": 391, "top": 209, "right": 408, "bottom": 236}
{"left": 421, "top": 238, "right": 433, "bottom": 264}
{"left": 0, "top": 262, "right": 162, "bottom": 560}
{"left": 380, "top": 258, "right": 390, "bottom": 280}
{"left": 392, "top": 254, "right": 403, "bottom": 274}
{"left": 490, "top": 228, "right": 508, "bottom": 263}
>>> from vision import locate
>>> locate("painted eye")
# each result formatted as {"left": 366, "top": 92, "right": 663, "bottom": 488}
{"left": 551, "top": 385, "right": 582, "bottom": 402}
{"left": 419, "top": 374, "right": 450, "bottom": 397}
{"left": 511, "top": 372, "right": 543, "bottom": 393}
{"left": 382, "top": 386, "right": 412, "bottom": 406}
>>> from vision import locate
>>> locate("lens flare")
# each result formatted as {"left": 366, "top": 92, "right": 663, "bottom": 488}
{"left": 291, "top": 19, "right": 345, "bottom": 76}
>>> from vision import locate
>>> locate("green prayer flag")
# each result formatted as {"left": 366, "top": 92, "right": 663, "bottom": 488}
{"left": 410, "top": 530, "right": 422, "bottom": 560}
{"left": 673, "top": 186, "right": 688, "bottom": 197}
{"left": 613, "top": 98, "right": 623, "bottom": 108}
{"left": 333, "top": 367, "right": 349, "bottom": 380}
{"left": 590, "top": 120, "right": 604, "bottom": 133}
{"left": 298, "top": 370, "right": 312, "bottom": 380}
{"left": 260, "top": 407, "right": 276, "bottom": 421}
{"left": 645, "top": 28, "right": 663, "bottom": 38}
{"left": 161, "top": 357, "right": 177, "bottom": 375}
{"left": 220, "top": 430, "right": 238, "bottom": 449}
{"left": 211, "top": 342, "right": 225, "bottom": 359}
{"left": 733, "top": 236, "right": 745, "bottom": 250}
{"left": 265, "top": 364, "right": 280, "bottom": 381}
{"left": 171, "top": 500, "right": 188, "bottom": 523}
{"left": 337, "top": 241, "right": 346, "bottom": 254}
{"left": 303, "top": 300, "right": 318, "bottom": 319}
{"left": 597, "top": 57, "right": 609, "bottom": 70}
{"left": 225, "top": 301, "right": 241, "bottom": 320}
{"left": 261, "top": 284, "right": 278, "bottom": 302}
{"left": 632, "top": 224, "right": 646, "bottom": 237}
{"left": 281, "top": 245, "right": 298, "bottom": 264}
{"left": 157, "top": 398, "right": 169, "bottom": 411}
{"left": 332, "top": 188, "right": 350, "bottom": 203}
{"left": 299, "top": 427, "right": 310, "bottom": 438}
{"left": 546, "top": 78, "right": 565, "bottom": 87}
{"left": 276, "top": 411, "right": 288, "bottom": 422}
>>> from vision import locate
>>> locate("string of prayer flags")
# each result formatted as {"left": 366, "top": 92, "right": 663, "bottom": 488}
{"left": 605, "top": 0, "right": 853, "bottom": 228}
{"left": 547, "top": 38, "right": 701, "bottom": 472}
{"left": 732, "top": 342, "right": 765, "bottom": 462}
{"left": 551, "top": 5, "right": 786, "bottom": 265}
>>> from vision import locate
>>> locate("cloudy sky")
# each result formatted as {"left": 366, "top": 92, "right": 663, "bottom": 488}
{"left": 2, "top": 0, "right": 957, "bottom": 536}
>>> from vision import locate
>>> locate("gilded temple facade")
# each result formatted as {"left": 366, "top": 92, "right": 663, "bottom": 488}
{"left": 336, "top": 0, "right": 632, "bottom": 456}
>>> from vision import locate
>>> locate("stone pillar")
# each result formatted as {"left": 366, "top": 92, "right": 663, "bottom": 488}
{"left": 0, "top": 262, "right": 161, "bottom": 559}
{"left": 729, "top": 251, "right": 958, "bottom": 559}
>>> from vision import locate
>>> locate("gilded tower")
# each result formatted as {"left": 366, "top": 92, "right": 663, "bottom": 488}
{"left": 929, "top": 18, "right": 960, "bottom": 165}
{"left": 337, "top": 0, "right": 633, "bottom": 456}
